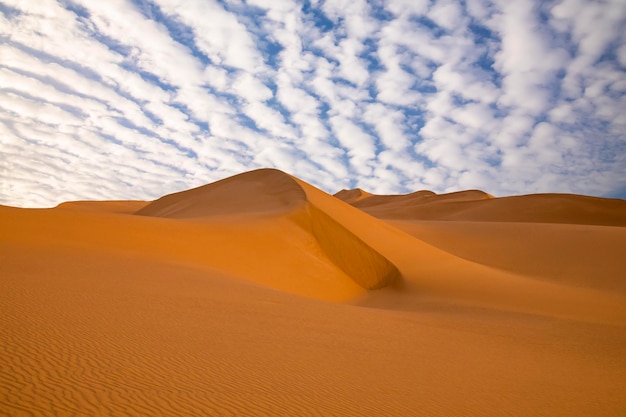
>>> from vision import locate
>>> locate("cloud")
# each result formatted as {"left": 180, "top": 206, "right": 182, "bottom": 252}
{"left": 428, "top": 0, "right": 464, "bottom": 32}
{"left": 154, "top": 0, "right": 264, "bottom": 71}
{"left": 1, "top": 0, "right": 625, "bottom": 207}
{"left": 491, "top": 0, "right": 570, "bottom": 115}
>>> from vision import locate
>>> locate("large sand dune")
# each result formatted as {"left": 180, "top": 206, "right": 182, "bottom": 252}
{"left": 2, "top": 169, "right": 626, "bottom": 416}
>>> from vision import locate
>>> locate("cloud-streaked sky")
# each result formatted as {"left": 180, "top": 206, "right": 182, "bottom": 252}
{"left": 1, "top": 0, "right": 625, "bottom": 207}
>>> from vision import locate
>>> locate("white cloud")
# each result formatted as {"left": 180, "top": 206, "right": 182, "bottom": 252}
{"left": 328, "top": 115, "right": 377, "bottom": 176}
{"left": 449, "top": 102, "right": 497, "bottom": 133}
{"left": 385, "top": 0, "right": 430, "bottom": 17}
{"left": 428, "top": 0, "right": 464, "bottom": 32}
{"left": 242, "top": 101, "right": 295, "bottom": 139}
{"left": 375, "top": 66, "right": 422, "bottom": 106}
{"left": 363, "top": 103, "right": 409, "bottom": 152}
{"left": 491, "top": 0, "right": 569, "bottom": 115}
{"left": 276, "top": 74, "right": 320, "bottom": 115}
{"left": 432, "top": 63, "right": 499, "bottom": 104}
{"left": 231, "top": 72, "right": 273, "bottom": 102}
{"left": 322, "top": 0, "right": 378, "bottom": 40}
{"left": 154, "top": 0, "right": 263, "bottom": 71}
{"left": 1, "top": 0, "right": 625, "bottom": 207}
{"left": 465, "top": 0, "right": 492, "bottom": 20}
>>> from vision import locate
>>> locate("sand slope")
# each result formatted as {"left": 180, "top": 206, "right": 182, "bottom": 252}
{"left": 2, "top": 169, "right": 626, "bottom": 416}
{"left": 390, "top": 220, "right": 626, "bottom": 293}
{"left": 136, "top": 168, "right": 400, "bottom": 291}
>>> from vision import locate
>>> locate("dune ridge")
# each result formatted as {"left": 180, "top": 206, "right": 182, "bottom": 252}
{"left": 135, "top": 168, "right": 400, "bottom": 291}
{"left": 333, "top": 188, "right": 373, "bottom": 204}
{"left": 136, "top": 168, "right": 308, "bottom": 218}
{"left": 56, "top": 200, "right": 149, "bottom": 214}
{"left": 337, "top": 188, "right": 626, "bottom": 226}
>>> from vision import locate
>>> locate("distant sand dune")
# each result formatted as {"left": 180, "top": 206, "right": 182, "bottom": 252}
{"left": 333, "top": 187, "right": 373, "bottom": 204}
{"left": 337, "top": 189, "right": 626, "bottom": 226}
{"left": 2, "top": 169, "right": 626, "bottom": 416}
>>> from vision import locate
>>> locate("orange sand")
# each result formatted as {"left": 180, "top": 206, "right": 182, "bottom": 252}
{"left": 1, "top": 168, "right": 625, "bottom": 416}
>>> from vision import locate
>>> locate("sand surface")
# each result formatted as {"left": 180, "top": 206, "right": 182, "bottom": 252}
{"left": 2, "top": 168, "right": 626, "bottom": 416}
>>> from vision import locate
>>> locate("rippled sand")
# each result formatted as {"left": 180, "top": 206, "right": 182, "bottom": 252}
{"left": 2, "top": 168, "right": 625, "bottom": 416}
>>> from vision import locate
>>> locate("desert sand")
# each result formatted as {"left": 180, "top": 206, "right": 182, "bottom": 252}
{"left": 1, "top": 168, "right": 626, "bottom": 416}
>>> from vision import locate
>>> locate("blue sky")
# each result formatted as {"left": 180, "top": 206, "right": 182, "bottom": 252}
{"left": 1, "top": 0, "right": 625, "bottom": 207}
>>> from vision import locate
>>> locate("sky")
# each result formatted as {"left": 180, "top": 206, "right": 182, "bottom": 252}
{"left": 1, "top": 0, "right": 625, "bottom": 208}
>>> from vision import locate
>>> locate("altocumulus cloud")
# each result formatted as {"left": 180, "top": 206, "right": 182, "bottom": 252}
{"left": 0, "top": 0, "right": 625, "bottom": 207}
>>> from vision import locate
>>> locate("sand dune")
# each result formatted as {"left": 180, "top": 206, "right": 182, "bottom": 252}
{"left": 336, "top": 188, "right": 626, "bottom": 226}
{"left": 333, "top": 187, "right": 373, "bottom": 204}
{"left": 135, "top": 168, "right": 400, "bottom": 292}
{"left": 2, "top": 169, "right": 626, "bottom": 416}
{"left": 136, "top": 168, "right": 307, "bottom": 218}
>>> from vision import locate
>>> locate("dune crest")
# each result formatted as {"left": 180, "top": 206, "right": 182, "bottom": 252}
{"left": 135, "top": 168, "right": 401, "bottom": 291}
{"left": 56, "top": 200, "right": 149, "bottom": 214}
{"left": 335, "top": 189, "right": 493, "bottom": 211}
{"left": 333, "top": 188, "right": 372, "bottom": 204}
{"left": 136, "top": 168, "right": 307, "bottom": 218}
{"left": 338, "top": 187, "right": 626, "bottom": 226}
